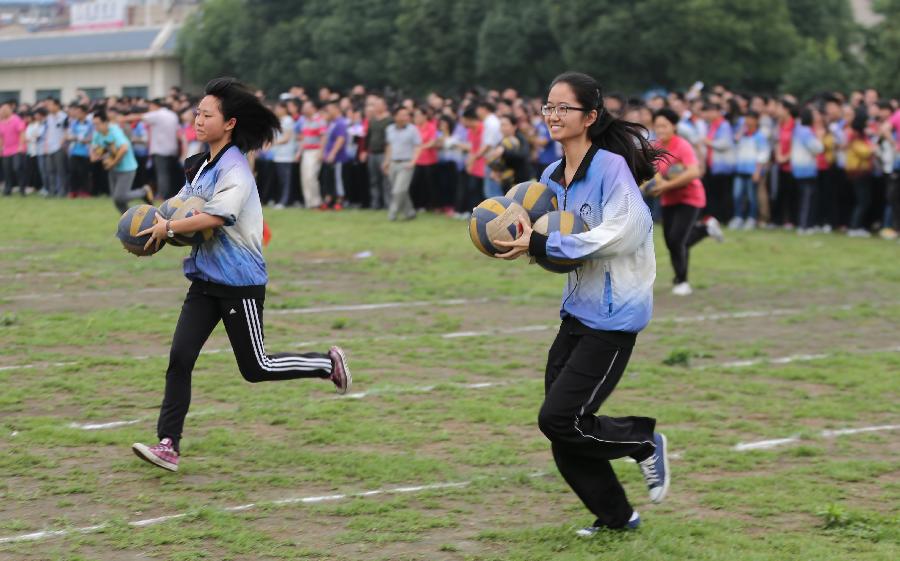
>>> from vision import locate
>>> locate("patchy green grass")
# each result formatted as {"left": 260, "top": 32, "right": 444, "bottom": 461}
{"left": 0, "top": 197, "right": 897, "bottom": 560}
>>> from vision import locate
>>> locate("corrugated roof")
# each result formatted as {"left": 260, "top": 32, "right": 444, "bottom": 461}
{"left": 0, "top": 25, "right": 177, "bottom": 62}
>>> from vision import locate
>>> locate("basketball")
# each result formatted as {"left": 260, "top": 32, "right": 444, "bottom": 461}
{"left": 505, "top": 181, "right": 558, "bottom": 223}
{"left": 468, "top": 196, "right": 530, "bottom": 257}
{"left": 167, "top": 196, "right": 215, "bottom": 246}
{"left": 116, "top": 204, "right": 165, "bottom": 256}
{"left": 531, "top": 210, "right": 589, "bottom": 273}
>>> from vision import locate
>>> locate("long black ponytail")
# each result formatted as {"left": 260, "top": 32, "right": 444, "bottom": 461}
{"left": 549, "top": 72, "right": 663, "bottom": 184}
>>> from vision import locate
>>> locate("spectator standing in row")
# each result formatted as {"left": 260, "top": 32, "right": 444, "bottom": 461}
{"left": 43, "top": 98, "right": 68, "bottom": 197}
{"left": 365, "top": 95, "right": 392, "bottom": 210}
{"left": 0, "top": 101, "right": 26, "bottom": 196}
{"left": 322, "top": 100, "right": 350, "bottom": 210}
{"left": 66, "top": 104, "right": 93, "bottom": 198}
{"left": 141, "top": 99, "right": 180, "bottom": 199}
{"left": 383, "top": 106, "right": 421, "bottom": 221}
{"left": 299, "top": 100, "right": 325, "bottom": 209}
{"left": 271, "top": 101, "right": 297, "bottom": 209}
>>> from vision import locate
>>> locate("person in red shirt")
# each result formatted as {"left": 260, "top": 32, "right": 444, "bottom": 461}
{"left": 773, "top": 99, "right": 796, "bottom": 227}
{"left": 411, "top": 106, "right": 439, "bottom": 210}
{"left": 647, "top": 108, "right": 723, "bottom": 296}
{"left": 461, "top": 106, "right": 485, "bottom": 215}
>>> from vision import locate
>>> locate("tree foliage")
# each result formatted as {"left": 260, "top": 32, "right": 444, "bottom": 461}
{"left": 177, "top": 0, "right": 885, "bottom": 97}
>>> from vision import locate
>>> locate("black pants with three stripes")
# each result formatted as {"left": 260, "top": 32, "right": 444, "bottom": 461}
{"left": 538, "top": 316, "right": 655, "bottom": 528}
{"left": 157, "top": 280, "right": 333, "bottom": 450}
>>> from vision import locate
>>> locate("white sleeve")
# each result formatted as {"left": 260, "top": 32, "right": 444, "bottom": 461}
{"left": 547, "top": 182, "right": 653, "bottom": 261}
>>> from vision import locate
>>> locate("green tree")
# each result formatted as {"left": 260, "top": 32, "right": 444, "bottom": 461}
{"left": 781, "top": 37, "right": 857, "bottom": 98}
{"left": 865, "top": 0, "right": 900, "bottom": 96}
{"left": 474, "top": 0, "right": 561, "bottom": 95}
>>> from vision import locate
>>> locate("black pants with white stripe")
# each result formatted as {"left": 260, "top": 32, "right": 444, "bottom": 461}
{"left": 538, "top": 317, "right": 655, "bottom": 529}
{"left": 157, "top": 281, "right": 333, "bottom": 450}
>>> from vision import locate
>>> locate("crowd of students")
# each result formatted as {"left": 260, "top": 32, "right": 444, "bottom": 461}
{"left": 1, "top": 83, "right": 899, "bottom": 240}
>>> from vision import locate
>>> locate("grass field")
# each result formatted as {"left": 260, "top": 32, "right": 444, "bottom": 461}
{"left": 0, "top": 197, "right": 898, "bottom": 561}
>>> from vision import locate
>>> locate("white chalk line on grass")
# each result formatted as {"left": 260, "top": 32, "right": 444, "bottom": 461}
{"left": 0, "top": 303, "right": 866, "bottom": 374}
{"left": 0, "top": 475, "right": 523, "bottom": 545}
{"left": 4, "top": 418, "right": 898, "bottom": 546}
{"left": 0, "top": 271, "right": 82, "bottom": 280}
{"left": 10, "top": 341, "right": 900, "bottom": 433}
{"left": 268, "top": 297, "right": 487, "bottom": 315}
{"left": 7, "top": 280, "right": 325, "bottom": 302}
{"left": 733, "top": 424, "right": 900, "bottom": 451}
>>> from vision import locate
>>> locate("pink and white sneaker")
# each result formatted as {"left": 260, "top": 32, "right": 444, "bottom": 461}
{"left": 328, "top": 346, "right": 352, "bottom": 395}
{"left": 132, "top": 438, "right": 179, "bottom": 472}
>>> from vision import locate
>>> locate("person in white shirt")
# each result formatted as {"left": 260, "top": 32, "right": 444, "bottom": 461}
{"left": 42, "top": 98, "right": 69, "bottom": 197}
{"left": 475, "top": 100, "right": 503, "bottom": 198}
{"left": 138, "top": 99, "right": 180, "bottom": 198}
{"left": 270, "top": 102, "right": 297, "bottom": 208}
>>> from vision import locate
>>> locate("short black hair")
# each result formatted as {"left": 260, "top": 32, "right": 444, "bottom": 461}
{"left": 476, "top": 99, "right": 495, "bottom": 112}
{"left": 92, "top": 108, "right": 109, "bottom": 122}
{"left": 653, "top": 107, "right": 680, "bottom": 126}
{"left": 462, "top": 107, "right": 478, "bottom": 120}
{"left": 204, "top": 76, "right": 280, "bottom": 152}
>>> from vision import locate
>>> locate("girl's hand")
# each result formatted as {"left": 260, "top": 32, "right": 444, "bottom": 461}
{"left": 648, "top": 181, "right": 667, "bottom": 197}
{"left": 493, "top": 216, "right": 532, "bottom": 260}
{"left": 137, "top": 214, "right": 168, "bottom": 252}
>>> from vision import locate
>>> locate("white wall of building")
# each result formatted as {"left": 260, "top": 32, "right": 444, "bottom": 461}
{"left": 0, "top": 57, "right": 181, "bottom": 102}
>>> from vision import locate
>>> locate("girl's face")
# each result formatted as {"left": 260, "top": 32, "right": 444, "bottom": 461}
{"left": 500, "top": 117, "right": 515, "bottom": 137}
{"left": 544, "top": 82, "right": 595, "bottom": 143}
{"left": 274, "top": 104, "right": 287, "bottom": 118}
{"left": 195, "top": 95, "right": 234, "bottom": 145}
{"left": 653, "top": 115, "right": 676, "bottom": 143}
{"left": 413, "top": 110, "right": 425, "bottom": 125}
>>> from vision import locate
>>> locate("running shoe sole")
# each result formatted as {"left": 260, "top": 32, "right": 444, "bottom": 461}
{"left": 331, "top": 346, "right": 352, "bottom": 395}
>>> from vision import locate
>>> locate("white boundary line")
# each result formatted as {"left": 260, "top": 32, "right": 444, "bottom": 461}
{"left": 267, "top": 298, "right": 484, "bottom": 315}
{"left": 4, "top": 419, "right": 899, "bottom": 545}
{"left": 10, "top": 345, "right": 899, "bottom": 432}
{"left": 0, "top": 475, "right": 524, "bottom": 545}
{"left": 734, "top": 424, "right": 900, "bottom": 451}
{"left": 0, "top": 303, "right": 874, "bottom": 373}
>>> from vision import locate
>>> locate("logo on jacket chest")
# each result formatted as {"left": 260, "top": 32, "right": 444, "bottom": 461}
{"left": 579, "top": 202, "right": 601, "bottom": 228}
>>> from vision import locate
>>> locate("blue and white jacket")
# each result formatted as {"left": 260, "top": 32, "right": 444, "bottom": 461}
{"left": 790, "top": 124, "right": 824, "bottom": 180}
{"left": 177, "top": 144, "right": 268, "bottom": 287}
{"left": 707, "top": 118, "right": 736, "bottom": 175}
{"left": 530, "top": 145, "right": 655, "bottom": 333}
{"left": 735, "top": 128, "right": 769, "bottom": 175}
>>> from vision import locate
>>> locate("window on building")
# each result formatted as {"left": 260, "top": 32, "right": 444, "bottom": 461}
{"left": 80, "top": 87, "right": 106, "bottom": 100}
{"left": 122, "top": 86, "right": 148, "bottom": 99}
{"left": 36, "top": 89, "right": 61, "bottom": 102}
{"left": 0, "top": 91, "right": 20, "bottom": 104}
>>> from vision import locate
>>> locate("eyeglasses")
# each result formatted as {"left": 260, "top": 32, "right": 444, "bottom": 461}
{"left": 541, "top": 104, "right": 588, "bottom": 117}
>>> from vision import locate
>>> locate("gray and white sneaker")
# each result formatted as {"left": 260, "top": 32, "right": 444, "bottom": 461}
{"left": 672, "top": 282, "right": 693, "bottom": 296}
{"left": 704, "top": 217, "right": 725, "bottom": 242}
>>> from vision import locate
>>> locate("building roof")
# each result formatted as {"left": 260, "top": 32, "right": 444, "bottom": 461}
{"left": 0, "top": 23, "right": 179, "bottom": 67}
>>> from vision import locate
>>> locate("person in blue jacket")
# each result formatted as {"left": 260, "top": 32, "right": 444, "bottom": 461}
{"left": 131, "top": 78, "right": 351, "bottom": 473}
{"left": 495, "top": 72, "right": 670, "bottom": 536}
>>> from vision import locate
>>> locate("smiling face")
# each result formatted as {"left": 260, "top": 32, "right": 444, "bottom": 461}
{"left": 544, "top": 82, "right": 596, "bottom": 143}
{"left": 653, "top": 114, "right": 676, "bottom": 144}
{"left": 194, "top": 95, "right": 234, "bottom": 146}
